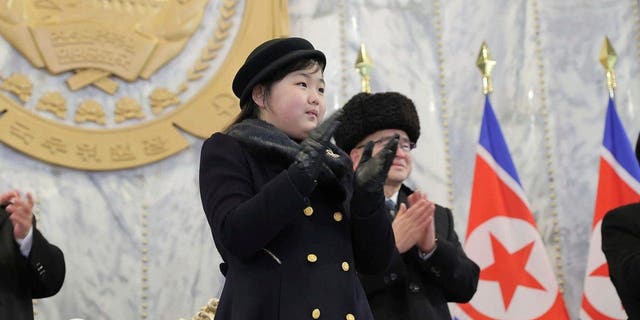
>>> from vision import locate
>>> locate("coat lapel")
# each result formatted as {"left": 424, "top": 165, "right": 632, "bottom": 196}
{"left": 0, "top": 207, "right": 8, "bottom": 226}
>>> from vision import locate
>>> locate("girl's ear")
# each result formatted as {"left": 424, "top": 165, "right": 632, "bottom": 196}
{"left": 252, "top": 85, "right": 266, "bottom": 108}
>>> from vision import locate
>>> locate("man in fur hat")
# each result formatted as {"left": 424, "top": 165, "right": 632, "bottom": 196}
{"left": 335, "top": 92, "right": 479, "bottom": 320}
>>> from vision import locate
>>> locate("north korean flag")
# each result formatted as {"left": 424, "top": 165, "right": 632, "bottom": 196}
{"left": 457, "top": 96, "right": 569, "bottom": 319}
{"left": 580, "top": 97, "right": 640, "bottom": 320}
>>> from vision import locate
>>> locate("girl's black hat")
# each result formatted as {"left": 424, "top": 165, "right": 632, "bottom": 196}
{"left": 232, "top": 37, "right": 326, "bottom": 107}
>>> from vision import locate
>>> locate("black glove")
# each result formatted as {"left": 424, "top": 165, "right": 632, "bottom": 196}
{"left": 289, "top": 110, "right": 344, "bottom": 194}
{"left": 354, "top": 134, "right": 399, "bottom": 193}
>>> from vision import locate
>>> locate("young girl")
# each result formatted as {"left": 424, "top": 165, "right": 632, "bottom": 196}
{"left": 199, "top": 37, "right": 398, "bottom": 319}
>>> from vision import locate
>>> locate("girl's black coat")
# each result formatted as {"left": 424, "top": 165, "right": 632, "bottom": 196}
{"left": 199, "top": 131, "right": 395, "bottom": 320}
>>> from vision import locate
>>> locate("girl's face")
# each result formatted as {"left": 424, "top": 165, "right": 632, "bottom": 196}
{"left": 253, "top": 63, "right": 326, "bottom": 140}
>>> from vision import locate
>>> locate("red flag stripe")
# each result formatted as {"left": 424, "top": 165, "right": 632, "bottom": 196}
{"left": 592, "top": 158, "right": 640, "bottom": 228}
{"left": 458, "top": 293, "right": 569, "bottom": 320}
{"left": 466, "top": 154, "right": 535, "bottom": 238}
{"left": 581, "top": 294, "right": 617, "bottom": 320}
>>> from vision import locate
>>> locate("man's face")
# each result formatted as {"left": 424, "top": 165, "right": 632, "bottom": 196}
{"left": 349, "top": 129, "right": 413, "bottom": 185}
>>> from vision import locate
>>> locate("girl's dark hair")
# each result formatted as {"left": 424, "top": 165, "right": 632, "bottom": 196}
{"left": 223, "top": 58, "right": 324, "bottom": 132}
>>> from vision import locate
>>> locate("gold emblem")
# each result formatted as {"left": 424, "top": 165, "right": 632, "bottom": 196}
{"left": 325, "top": 148, "right": 340, "bottom": 159}
{"left": 2, "top": 0, "right": 210, "bottom": 92}
{"left": 0, "top": 0, "right": 291, "bottom": 170}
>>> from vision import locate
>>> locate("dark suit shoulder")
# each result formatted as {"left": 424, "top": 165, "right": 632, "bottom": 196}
{"left": 602, "top": 202, "right": 640, "bottom": 319}
{"left": 603, "top": 203, "right": 640, "bottom": 227}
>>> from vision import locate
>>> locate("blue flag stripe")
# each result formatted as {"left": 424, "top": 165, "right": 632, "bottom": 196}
{"left": 603, "top": 97, "right": 640, "bottom": 181}
{"left": 478, "top": 95, "right": 522, "bottom": 185}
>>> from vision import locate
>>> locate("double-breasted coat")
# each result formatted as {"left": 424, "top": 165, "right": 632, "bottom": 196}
{"left": 0, "top": 208, "right": 65, "bottom": 320}
{"left": 359, "top": 185, "right": 479, "bottom": 320}
{"left": 199, "top": 128, "right": 395, "bottom": 320}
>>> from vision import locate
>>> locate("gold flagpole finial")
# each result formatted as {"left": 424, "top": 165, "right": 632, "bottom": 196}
{"left": 355, "top": 43, "right": 373, "bottom": 93}
{"left": 476, "top": 41, "right": 496, "bottom": 95}
{"left": 599, "top": 36, "right": 617, "bottom": 97}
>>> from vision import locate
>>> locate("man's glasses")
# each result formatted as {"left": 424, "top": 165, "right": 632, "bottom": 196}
{"left": 354, "top": 135, "right": 416, "bottom": 152}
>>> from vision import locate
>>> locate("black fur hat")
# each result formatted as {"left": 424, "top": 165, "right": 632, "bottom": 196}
{"left": 232, "top": 37, "right": 326, "bottom": 107}
{"left": 335, "top": 92, "right": 420, "bottom": 153}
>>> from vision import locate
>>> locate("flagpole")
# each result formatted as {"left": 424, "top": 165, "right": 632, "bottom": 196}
{"left": 476, "top": 41, "right": 495, "bottom": 95}
{"left": 599, "top": 36, "right": 617, "bottom": 99}
{"left": 355, "top": 43, "right": 373, "bottom": 93}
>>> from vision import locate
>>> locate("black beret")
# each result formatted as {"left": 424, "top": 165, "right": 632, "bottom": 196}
{"left": 335, "top": 92, "right": 420, "bottom": 153}
{"left": 232, "top": 37, "right": 326, "bottom": 107}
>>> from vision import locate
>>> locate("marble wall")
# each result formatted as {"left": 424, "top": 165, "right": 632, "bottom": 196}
{"left": 293, "top": 0, "right": 640, "bottom": 318}
{"left": 1, "top": 0, "right": 639, "bottom": 319}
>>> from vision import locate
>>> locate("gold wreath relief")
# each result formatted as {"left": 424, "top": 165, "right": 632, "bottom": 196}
{"left": 0, "top": 0, "right": 291, "bottom": 170}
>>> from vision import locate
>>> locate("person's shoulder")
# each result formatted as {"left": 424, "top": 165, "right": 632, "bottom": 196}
{"left": 202, "top": 132, "right": 243, "bottom": 152}
{"left": 604, "top": 202, "right": 640, "bottom": 225}
{"left": 200, "top": 132, "right": 250, "bottom": 168}
{"left": 204, "top": 132, "right": 236, "bottom": 145}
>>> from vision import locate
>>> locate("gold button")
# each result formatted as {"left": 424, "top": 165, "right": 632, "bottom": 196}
{"left": 333, "top": 211, "right": 343, "bottom": 221}
{"left": 304, "top": 206, "right": 314, "bottom": 216}
{"left": 312, "top": 308, "right": 320, "bottom": 319}
{"left": 342, "top": 262, "right": 350, "bottom": 271}
{"left": 346, "top": 314, "right": 355, "bottom": 320}
{"left": 307, "top": 254, "right": 318, "bottom": 263}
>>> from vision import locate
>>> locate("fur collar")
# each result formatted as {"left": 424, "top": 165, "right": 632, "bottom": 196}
{"left": 227, "top": 119, "right": 300, "bottom": 163}
{"left": 227, "top": 118, "right": 352, "bottom": 196}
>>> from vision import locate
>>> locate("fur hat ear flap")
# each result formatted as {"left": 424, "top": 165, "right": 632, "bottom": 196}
{"left": 334, "top": 92, "right": 420, "bottom": 153}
